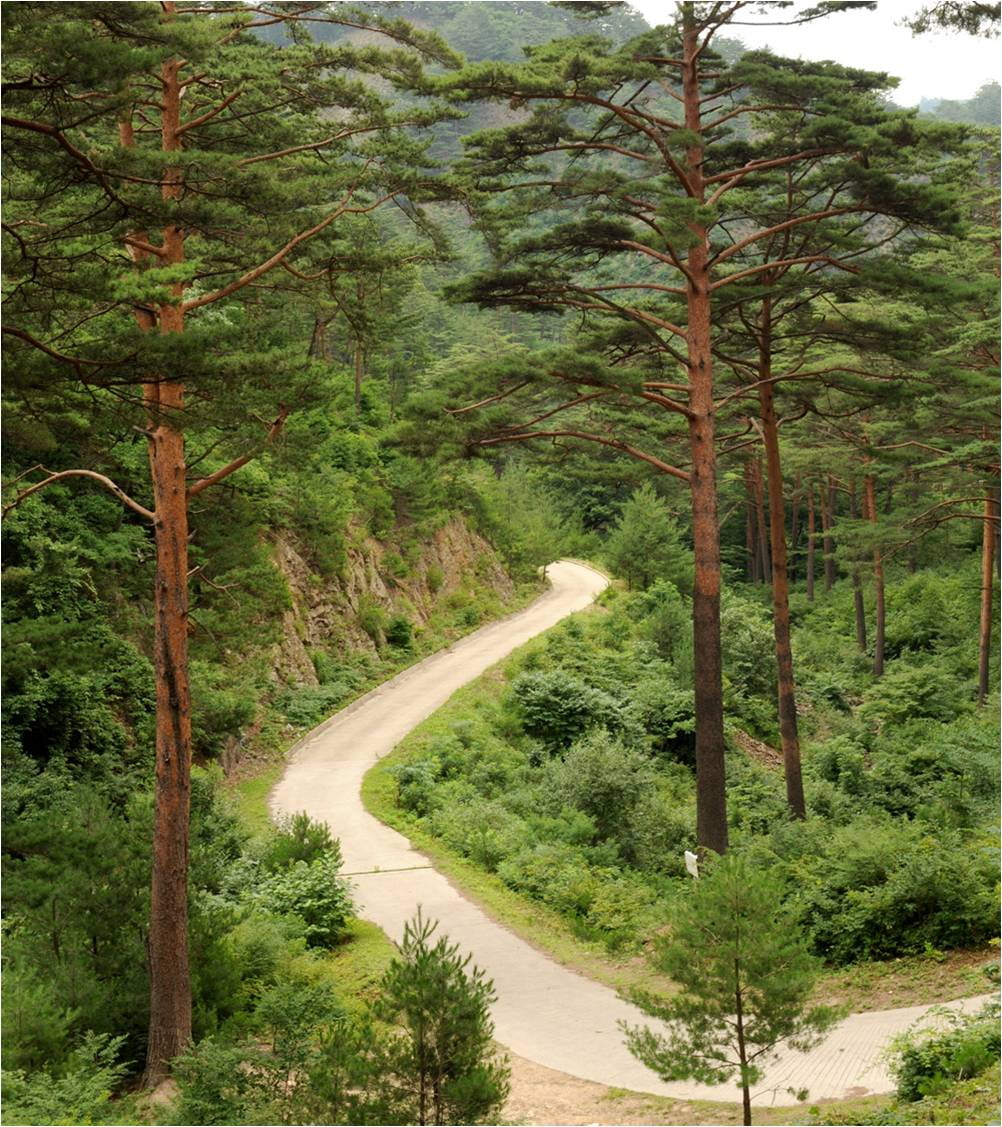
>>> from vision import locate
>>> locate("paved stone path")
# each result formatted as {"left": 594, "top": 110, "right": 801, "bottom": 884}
{"left": 271, "top": 561, "right": 994, "bottom": 1108}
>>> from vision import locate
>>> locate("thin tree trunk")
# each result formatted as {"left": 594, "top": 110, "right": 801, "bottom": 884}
{"left": 806, "top": 484, "right": 815, "bottom": 602}
{"left": 745, "top": 461, "right": 759, "bottom": 582}
{"left": 993, "top": 493, "right": 1000, "bottom": 580}
{"left": 734, "top": 968, "right": 752, "bottom": 1127}
{"left": 353, "top": 338, "right": 364, "bottom": 415}
{"left": 683, "top": 9, "right": 727, "bottom": 855}
{"left": 758, "top": 302, "right": 805, "bottom": 819}
{"left": 142, "top": 48, "right": 193, "bottom": 1086}
{"left": 849, "top": 480, "right": 867, "bottom": 653}
{"left": 789, "top": 473, "right": 800, "bottom": 584}
{"left": 752, "top": 457, "right": 771, "bottom": 585}
{"left": 864, "top": 473, "right": 885, "bottom": 678}
{"left": 821, "top": 475, "right": 836, "bottom": 590}
{"left": 978, "top": 490, "right": 995, "bottom": 704}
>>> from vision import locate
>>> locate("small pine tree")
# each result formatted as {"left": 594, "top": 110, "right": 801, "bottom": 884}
{"left": 623, "top": 854, "right": 839, "bottom": 1126}
{"left": 375, "top": 912, "right": 510, "bottom": 1126}
{"left": 605, "top": 484, "right": 693, "bottom": 591}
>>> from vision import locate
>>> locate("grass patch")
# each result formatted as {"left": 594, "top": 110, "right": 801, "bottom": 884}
{"left": 815, "top": 946, "right": 1000, "bottom": 1012}
{"left": 227, "top": 761, "right": 284, "bottom": 839}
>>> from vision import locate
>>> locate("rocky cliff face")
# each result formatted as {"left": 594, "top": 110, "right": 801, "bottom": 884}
{"left": 271, "top": 516, "right": 514, "bottom": 686}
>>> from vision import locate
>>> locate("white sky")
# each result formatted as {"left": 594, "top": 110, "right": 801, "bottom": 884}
{"left": 628, "top": 0, "right": 1002, "bottom": 105}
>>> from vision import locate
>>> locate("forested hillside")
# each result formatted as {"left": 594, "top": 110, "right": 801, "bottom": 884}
{"left": 2, "top": 2, "right": 999, "bottom": 1125}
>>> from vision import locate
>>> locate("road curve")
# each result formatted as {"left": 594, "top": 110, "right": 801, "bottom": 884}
{"left": 270, "top": 560, "right": 991, "bottom": 1108}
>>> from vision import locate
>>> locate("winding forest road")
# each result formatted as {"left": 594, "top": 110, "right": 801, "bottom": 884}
{"left": 271, "top": 560, "right": 991, "bottom": 1108}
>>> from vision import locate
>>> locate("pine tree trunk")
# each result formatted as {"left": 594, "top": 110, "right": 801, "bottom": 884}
{"left": 745, "top": 462, "right": 759, "bottom": 582}
{"left": 752, "top": 458, "right": 771, "bottom": 584}
{"left": 806, "top": 485, "right": 815, "bottom": 602}
{"left": 734, "top": 972, "right": 752, "bottom": 1127}
{"left": 683, "top": 9, "right": 727, "bottom": 855}
{"left": 758, "top": 305, "right": 804, "bottom": 819}
{"left": 993, "top": 494, "right": 1000, "bottom": 580}
{"left": 142, "top": 49, "right": 193, "bottom": 1087}
{"left": 978, "top": 490, "right": 995, "bottom": 704}
{"left": 789, "top": 473, "right": 800, "bottom": 583}
{"left": 849, "top": 481, "right": 867, "bottom": 653}
{"left": 821, "top": 477, "right": 836, "bottom": 591}
{"left": 864, "top": 473, "right": 885, "bottom": 678}
{"left": 354, "top": 339, "right": 364, "bottom": 415}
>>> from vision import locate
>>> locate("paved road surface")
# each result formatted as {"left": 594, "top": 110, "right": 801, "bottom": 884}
{"left": 271, "top": 560, "right": 992, "bottom": 1108}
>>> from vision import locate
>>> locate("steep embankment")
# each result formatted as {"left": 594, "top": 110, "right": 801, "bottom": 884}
{"left": 218, "top": 515, "right": 524, "bottom": 775}
{"left": 271, "top": 517, "right": 514, "bottom": 685}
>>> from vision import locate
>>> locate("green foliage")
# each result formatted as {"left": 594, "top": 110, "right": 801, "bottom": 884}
{"left": 385, "top": 613, "right": 416, "bottom": 650}
{"left": 510, "top": 668, "right": 624, "bottom": 751}
{"left": 889, "top": 1002, "right": 1001, "bottom": 1102}
{"left": 1, "top": 1033, "right": 131, "bottom": 1127}
{"left": 373, "top": 912, "right": 510, "bottom": 1125}
{"left": 605, "top": 484, "right": 694, "bottom": 591}
{"left": 279, "top": 683, "right": 352, "bottom": 728}
{"left": 792, "top": 818, "right": 999, "bottom": 964}
{"left": 254, "top": 853, "right": 354, "bottom": 949}
{"left": 261, "top": 812, "right": 338, "bottom": 873}
{"left": 624, "top": 854, "right": 839, "bottom": 1112}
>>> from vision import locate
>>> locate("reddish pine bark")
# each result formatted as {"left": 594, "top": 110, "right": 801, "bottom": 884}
{"left": 683, "top": 8, "right": 727, "bottom": 855}
{"left": 757, "top": 302, "right": 805, "bottom": 819}
{"left": 141, "top": 53, "right": 194, "bottom": 1088}
{"left": 752, "top": 458, "right": 771, "bottom": 584}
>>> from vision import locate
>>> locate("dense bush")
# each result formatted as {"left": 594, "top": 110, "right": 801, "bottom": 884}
{"left": 254, "top": 853, "right": 354, "bottom": 949}
{"left": 792, "top": 818, "right": 998, "bottom": 964}
{"left": 509, "top": 669, "right": 624, "bottom": 751}
{"left": 890, "top": 1002, "right": 1001, "bottom": 1101}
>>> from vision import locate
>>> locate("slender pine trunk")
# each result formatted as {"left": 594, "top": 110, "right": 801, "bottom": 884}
{"left": 849, "top": 481, "right": 867, "bottom": 653}
{"left": 142, "top": 48, "right": 193, "bottom": 1086}
{"left": 789, "top": 473, "right": 800, "bottom": 583}
{"left": 978, "top": 490, "right": 995, "bottom": 703}
{"left": 821, "top": 478, "right": 835, "bottom": 591}
{"left": 757, "top": 303, "right": 804, "bottom": 819}
{"left": 806, "top": 485, "right": 815, "bottom": 603}
{"left": 354, "top": 339, "right": 364, "bottom": 415}
{"left": 753, "top": 458, "right": 771, "bottom": 584}
{"left": 734, "top": 963, "right": 752, "bottom": 1127}
{"left": 864, "top": 473, "right": 885, "bottom": 678}
{"left": 745, "top": 462, "right": 758, "bottom": 582}
{"left": 683, "top": 8, "right": 727, "bottom": 854}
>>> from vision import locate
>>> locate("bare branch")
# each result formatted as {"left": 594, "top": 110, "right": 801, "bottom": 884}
{"left": 4, "top": 468, "right": 155, "bottom": 521}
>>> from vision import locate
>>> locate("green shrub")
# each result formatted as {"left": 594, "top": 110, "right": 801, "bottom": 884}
{"left": 385, "top": 614, "right": 414, "bottom": 650}
{"left": 1, "top": 1033, "right": 130, "bottom": 1127}
{"left": 279, "top": 683, "right": 350, "bottom": 728}
{"left": 890, "top": 1002, "right": 1000, "bottom": 1102}
{"left": 510, "top": 669, "right": 623, "bottom": 751}
{"left": 547, "top": 731, "right": 651, "bottom": 842}
{"left": 794, "top": 819, "right": 998, "bottom": 964}
{"left": 254, "top": 853, "right": 353, "bottom": 949}
{"left": 391, "top": 760, "right": 441, "bottom": 818}
{"left": 628, "top": 678, "right": 696, "bottom": 764}
{"left": 857, "top": 660, "right": 973, "bottom": 731}
{"left": 262, "top": 812, "right": 338, "bottom": 873}
{"left": 357, "top": 598, "right": 387, "bottom": 646}
{"left": 426, "top": 564, "right": 445, "bottom": 593}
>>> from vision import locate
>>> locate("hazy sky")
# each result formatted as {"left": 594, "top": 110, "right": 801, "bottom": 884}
{"left": 628, "top": 1, "right": 1001, "bottom": 105}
